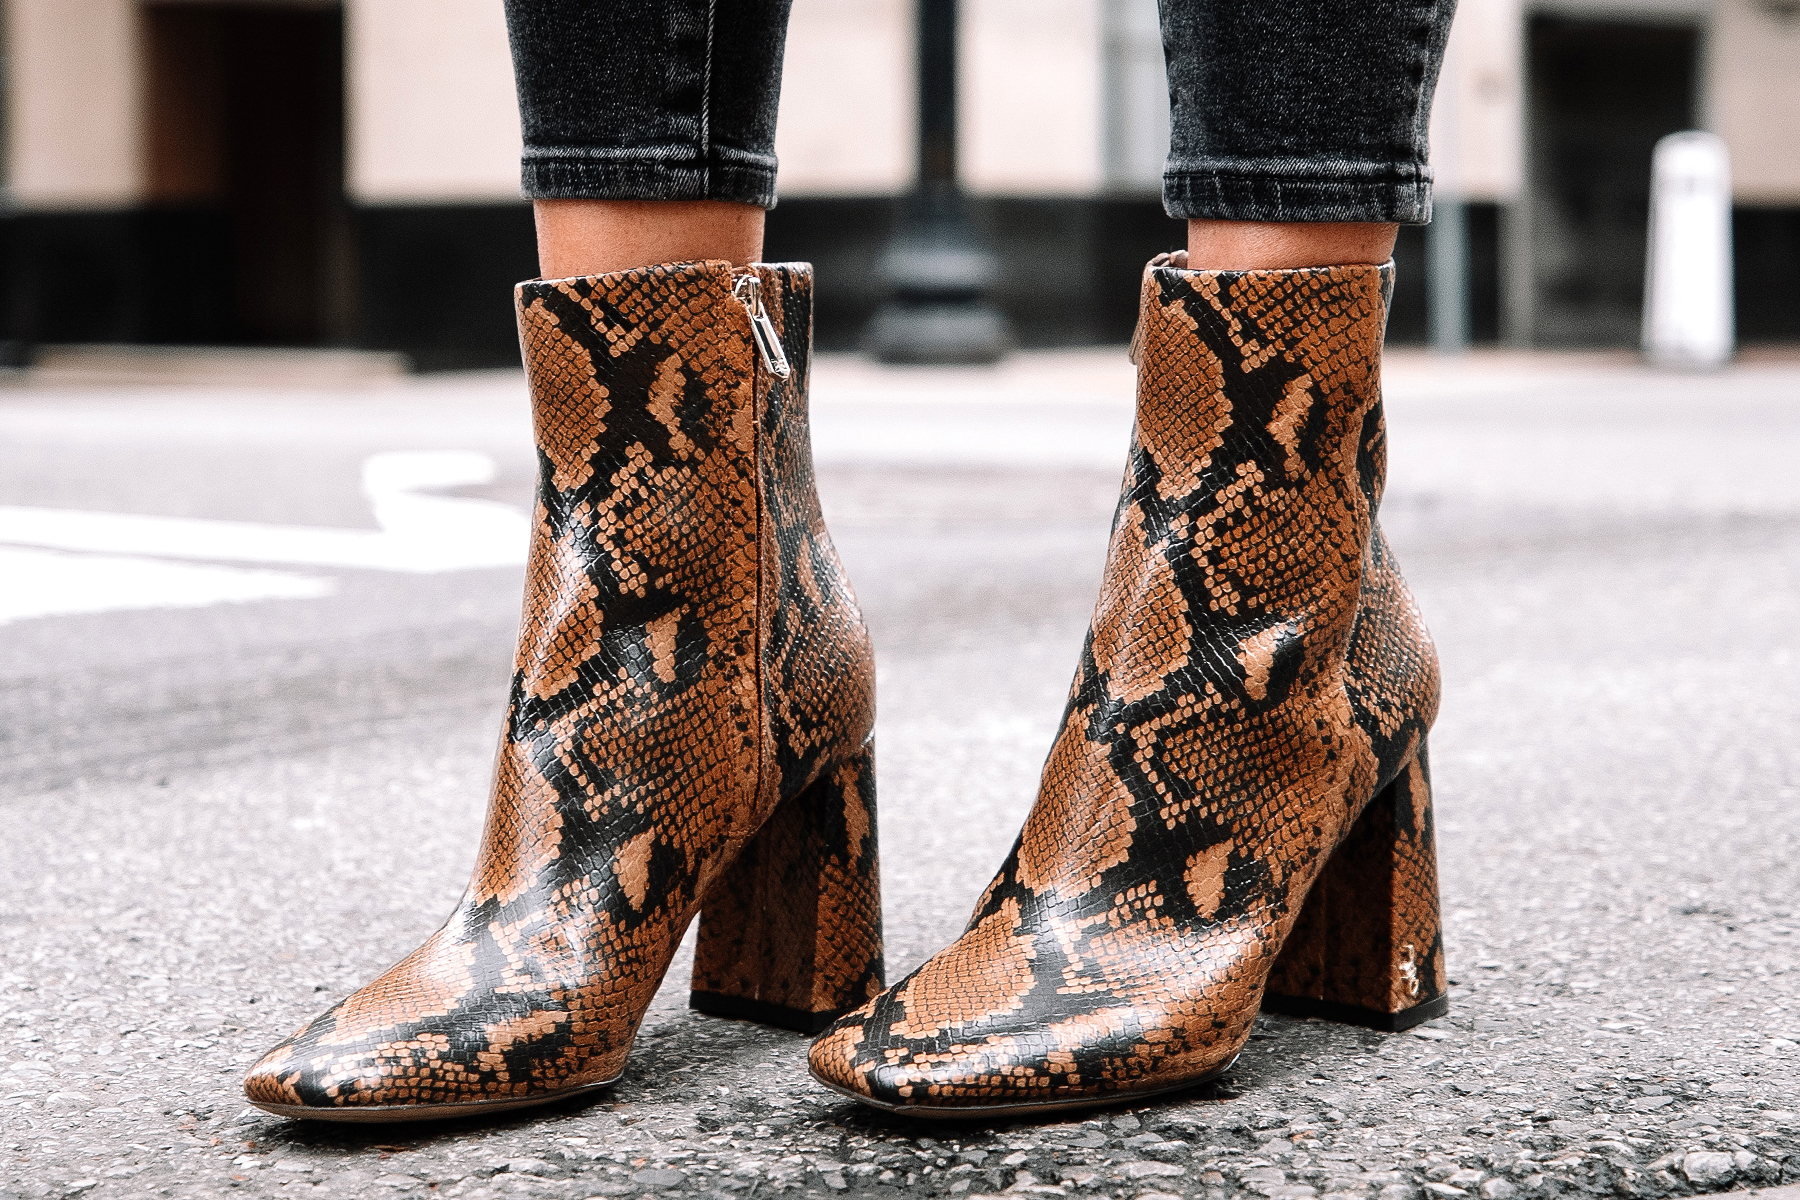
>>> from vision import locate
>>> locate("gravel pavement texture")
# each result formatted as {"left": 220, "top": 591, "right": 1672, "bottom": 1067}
{"left": 2, "top": 349, "right": 1797, "bottom": 1200}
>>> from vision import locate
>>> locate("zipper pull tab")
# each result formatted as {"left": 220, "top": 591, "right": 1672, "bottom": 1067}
{"left": 734, "top": 273, "right": 792, "bottom": 380}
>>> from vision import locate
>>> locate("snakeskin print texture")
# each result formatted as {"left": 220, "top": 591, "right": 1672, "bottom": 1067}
{"left": 692, "top": 264, "right": 884, "bottom": 1030}
{"left": 244, "top": 261, "right": 880, "bottom": 1122}
{"left": 690, "top": 742, "right": 883, "bottom": 1032}
{"left": 808, "top": 260, "right": 1443, "bottom": 1117}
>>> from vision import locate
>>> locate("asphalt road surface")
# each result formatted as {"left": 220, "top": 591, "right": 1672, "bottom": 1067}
{"left": 2, "top": 348, "right": 1798, "bottom": 1200}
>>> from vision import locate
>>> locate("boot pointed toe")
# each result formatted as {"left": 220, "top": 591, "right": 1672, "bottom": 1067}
{"left": 243, "top": 1041, "right": 309, "bottom": 1110}
{"left": 817, "top": 941, "right": 1247, "bottom": 1115}
{"left": 807, "top": 1006, "right": 880, "bottom": 1100}
{"left": 809, "top": 1003, "right": 974, "bottom": 1111}
{"left": 242, "top": 1015, "right": 381, "bottom": 1115}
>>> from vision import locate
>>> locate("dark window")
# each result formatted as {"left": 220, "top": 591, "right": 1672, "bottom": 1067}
{"left": 144, "top": 3, "right": 352, "bottom": 345}
{"left": 1526, "top": 17, "right": 1698, "bottom": 346}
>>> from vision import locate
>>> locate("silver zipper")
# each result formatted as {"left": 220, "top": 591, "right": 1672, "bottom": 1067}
{"left": 733, "top": 273, "right": 792, "bottom": 380}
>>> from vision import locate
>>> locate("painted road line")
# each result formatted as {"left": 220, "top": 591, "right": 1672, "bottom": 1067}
{"left": 0, "top": 545, "right": 334, "bottom": 626}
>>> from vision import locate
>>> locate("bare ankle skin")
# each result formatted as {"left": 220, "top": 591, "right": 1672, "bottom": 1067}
{"left": 1185, "top": 220, "right": 1399, "bottom": 271}
{"left": 534, "top": 199, "right": 766, "bottom": 279}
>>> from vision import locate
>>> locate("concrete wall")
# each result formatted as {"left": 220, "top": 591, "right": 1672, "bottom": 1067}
{"left": 1432, "top": 0, "right": 1527, "bottom": 202}
{"left": 349, "top": 0, "right": 922, "bottom": 203}
{"left": 2, "top": 0, "right": 1795, "bottom": 212}
{"left": 346, "top": 0, "right": 1112, "bottom": 202}
{"left": 1101, "top": 0, "right": 1168, "bottom": 193}
{"left": 1709, "top": 0, "right": 1800, "bottom": 203}
{"left": 775, "top": 0, "right": 915, "bottom": 196}
{"left": 0, "top": 0, "right": 923, "bottom": 208}
{"left": 961, "top": 0, "right": 1105, "bottom": 195}
{"left": 5, "top": 0, "right": 142, "bottom": 208}
{"left": 349, "top": 0, "right": 921, "bottom": 202}
{"left": 345, "top": 0, "right": 521, "bottom": 203}
{"left": 333, "top": 0, "right": 1800, "bottom": 207}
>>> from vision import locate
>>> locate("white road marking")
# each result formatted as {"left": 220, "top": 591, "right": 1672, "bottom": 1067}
{"left": 0, "top": 451, "right": 529, "bottom": 625}
{"left": 0, "top": 451, "right": 530, "bottom": 575}
{"left": 0, "top": 546, "right": 334, "bottom": 626}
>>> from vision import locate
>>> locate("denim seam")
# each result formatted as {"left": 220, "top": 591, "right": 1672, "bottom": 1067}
{"left": 1402, "top": 3, "right": 1438, "bottom": 223}
{"left": 1162, "top": 169, "right": 1433, "bottom": 224}
{"left": 522, "top": 144, "right": 777, "bottom": 168}
{"left": 521, "top": 154, "right": 776, "bottom": 206}
{"left": 700, "top": 0, "right": 717, "bottom": 196}
{"left": 1164, "top": 156, "right": 1433, "bottom": 182}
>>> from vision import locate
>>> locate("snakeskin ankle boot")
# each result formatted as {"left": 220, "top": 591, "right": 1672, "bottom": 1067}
{"left": 809, "top": 255, "right": 1443, "bottom": 1117}
{"left": 244, "top": 261, "right": 881, "bottom": 1122}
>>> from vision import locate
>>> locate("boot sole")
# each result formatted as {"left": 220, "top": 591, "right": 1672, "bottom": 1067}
{"left": 247, "top": 988, "right": 855, "bottom": 1123}
{"left": 690, "top": 990, "right": 849, "bottom": 1035}
{"left": 808, "top": 1054, "right": 1239, "bottom": 1121}
{"left": 246, "top": 1073, "right": 621, "bottom": 1124}
{"left": 1262, "top": 991, "right": 1449, "bottom": 1032}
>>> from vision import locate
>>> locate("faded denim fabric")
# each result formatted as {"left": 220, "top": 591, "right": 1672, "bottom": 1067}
{"left": 503, "top": 0, "right": 793, "bottom": 208}
{"left": 1160, "top": 0, "right": 1456, "bottom": 222}
{"left": 504, "top": 0, "right": 1456, "bottom": 223}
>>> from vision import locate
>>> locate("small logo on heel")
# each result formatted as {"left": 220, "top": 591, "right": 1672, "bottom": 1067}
{"left": 1400, "top": 943, "right": 1421, "bottom": 1000}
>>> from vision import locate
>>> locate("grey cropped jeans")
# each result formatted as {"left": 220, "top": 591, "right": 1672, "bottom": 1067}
{"left": 502, "top": 0, "right": 1457, "bottom": 224}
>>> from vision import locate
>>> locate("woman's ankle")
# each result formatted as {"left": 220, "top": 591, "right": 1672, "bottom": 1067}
{"left": 1185, "top": 219, "right": 1398, "bottom": 271}
{"left": 534, "top": 199, "right": 766, "bottom": 279}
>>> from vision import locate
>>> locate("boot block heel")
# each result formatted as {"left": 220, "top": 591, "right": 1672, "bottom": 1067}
{"left": 1264, "top": 741, "right": 1448, "bottom": 1031}
{"left": 690, "top": 741, "right": 883, "bottom": 1035}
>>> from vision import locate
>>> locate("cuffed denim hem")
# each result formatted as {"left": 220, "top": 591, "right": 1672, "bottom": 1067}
{"left": 520, "top": 147, "right": 779, "bottom": 208}
{"left": 1164, "top": 158, "right": 1434, "bottom": 224}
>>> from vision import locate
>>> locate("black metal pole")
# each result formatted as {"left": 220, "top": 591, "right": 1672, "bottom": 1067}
{"left": 864, "top": 0, "right": 1008, "bottom": 363}
{"left": 918, "top": 0, "right": 957, "bottom": 186}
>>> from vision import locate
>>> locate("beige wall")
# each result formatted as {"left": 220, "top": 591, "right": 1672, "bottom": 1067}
{"left": 352, "top": 0, "right": 919, "bottom": 202}
{"left": 1709, "top": 0, "right": 1800, "bottom": 203}
{"left": 775, "top": 0, "right": 914, "bottom": 195}
{"left": 5, "top": 0, "right": 1796, "bottom": 212}
{"left": 345, "top": 0, "right": 522, "bottom": 203}
{"left": 352, "top": 0, "right": 922, "bottom": 202}
{"left": 3, "top": 0, "right": 531, "bottom": 210}
{"left": 1102, "top": 0, "right": 1168, "bottom": 192}
{"left": 1430, "top": 0, "right": 1526, "bottom": 202}
{"left": 5, "top": 0, "right": 143, "bottom": 208}
{"left": 961, "top": 0, "right": 1104, "bottom": 195}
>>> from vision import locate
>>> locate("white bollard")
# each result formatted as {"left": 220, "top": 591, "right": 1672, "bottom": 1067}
{"left": 1642, "top": 131, "right": 1735, "bottom": 369}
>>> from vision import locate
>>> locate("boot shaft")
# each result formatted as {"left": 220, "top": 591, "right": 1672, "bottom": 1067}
{"left": 495, "top": 261, "right": 873, "bottom": 902}
{"left": 1127, "top": 258, "right": 1393, "bottom": 654}
{"left": 750, "top": 265, "right": 877, "bottom": 813}
{"left": 1131, "top": 259, "right": 1437, "bottom": 789}
{"left": 1015, "top": 259, "right": 1435, "bottom": 900}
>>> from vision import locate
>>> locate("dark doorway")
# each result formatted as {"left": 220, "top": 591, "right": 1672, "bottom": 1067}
{"left": 144, "top": 2, "right": 352, "bottom": 345}
{"left": 1525, "top": 18, "right": 1697, "bottom": 346}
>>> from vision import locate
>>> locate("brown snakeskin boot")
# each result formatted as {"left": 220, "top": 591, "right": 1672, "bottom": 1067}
{"left": 244, "top": 261, "right": 881, "bottom": 1122}
{"left": 808, "top": 255, "right": 1443, "bottom": 1117}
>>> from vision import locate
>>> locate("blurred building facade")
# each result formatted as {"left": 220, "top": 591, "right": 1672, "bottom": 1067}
{"left": 2, "top": 0, "right": 1797, "bottom": 366}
